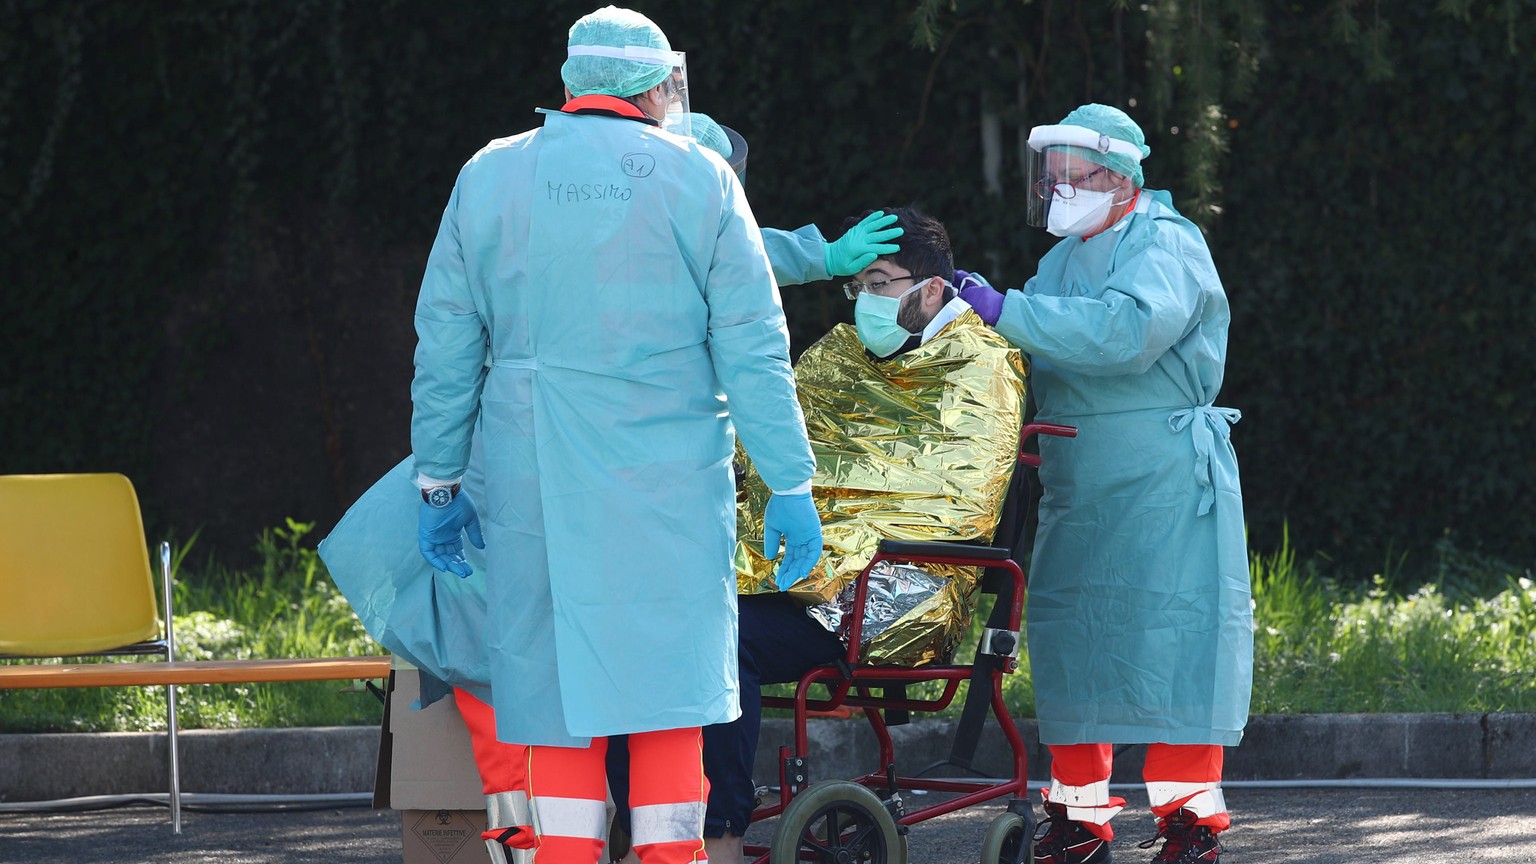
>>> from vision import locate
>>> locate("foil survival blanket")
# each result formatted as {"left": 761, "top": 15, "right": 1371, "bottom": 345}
{"left": 734, "top": 312, "right": 1028, "bottom": 665}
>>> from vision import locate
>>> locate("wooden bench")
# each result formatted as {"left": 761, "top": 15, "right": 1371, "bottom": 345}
{"left": 0, "top": 655, "right": 392, "bottom": 833}
{"left": 0, "top": 474, "right": 397, "bottom": 832}
{"left": 0, "top": 656, "right": 391, "bottom": 689}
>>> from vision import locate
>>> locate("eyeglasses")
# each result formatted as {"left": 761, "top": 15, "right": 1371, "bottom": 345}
{"left": 842, "top": 275, "right": 924, "bottom": 301}
{"left": 1031, "top": 166, "right": 1108, "bottom": 200}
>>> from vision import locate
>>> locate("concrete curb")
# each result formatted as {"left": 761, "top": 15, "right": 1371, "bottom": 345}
{"left": 3, "top": 714, "right": 1534, "bottom": 802}
{"left": 0, "top": 726, "right": 381, "bottom": 802}
{"left": 754, "top": 713, "right": 1536, "bottom": 788}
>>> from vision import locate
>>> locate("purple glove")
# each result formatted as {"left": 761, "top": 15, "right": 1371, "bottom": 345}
{"left": 954, "top": 268, "right": 1006, "bottom": 326}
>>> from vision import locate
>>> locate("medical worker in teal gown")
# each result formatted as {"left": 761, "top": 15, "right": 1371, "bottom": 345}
{"left": 320, "top": 112, "right": 897, "bottom": 739}
{"left": 960, "top": 104, "right": 1251, "bottom": 864}
{"left": 323, "top": 8, "right": 831, "bottom": 863}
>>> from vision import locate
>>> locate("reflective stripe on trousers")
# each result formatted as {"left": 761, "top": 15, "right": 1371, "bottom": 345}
{"left": 1146, "top": 782, "right": 1227, "bottom": 820}
{"left": 1144, "top": 742, "right": 1230, "bottom": 832}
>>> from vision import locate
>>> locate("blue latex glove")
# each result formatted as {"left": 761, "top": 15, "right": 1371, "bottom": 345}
{"left": 954, "top": 267, "right": 1006, "bottom": 326}
{"left": 762, "top": 491, "right": 824, "bottom": 590}
{"left": 418, "top": 494, "right": 485, "bottom": 578}
{"left": 824, "top": 211, "right": 904, "bottom": 277}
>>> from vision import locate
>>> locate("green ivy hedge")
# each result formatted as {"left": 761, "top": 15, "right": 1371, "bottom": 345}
{"left": 2, "top": 0, "right": 1530, "bottom": 576}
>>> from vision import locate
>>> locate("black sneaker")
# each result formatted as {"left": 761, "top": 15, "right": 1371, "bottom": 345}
{"left": 1137, "top": 809, "right": 1220, "bottom": 863}
{"left": 1034, "top": 802, "right": 1112, "bottom": 864}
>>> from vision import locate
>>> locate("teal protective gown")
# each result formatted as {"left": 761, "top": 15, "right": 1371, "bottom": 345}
{"left": 760, "top": 225, "right": 830, "bottom": 288}
{"left": 321, "top": 222, "right": 829, "bottom": 734}
{"left": 326, "top": 106, "right": 815, "bottom": 749}
{"left": 994, "top": 190, "right": 1252, "bottom": 746}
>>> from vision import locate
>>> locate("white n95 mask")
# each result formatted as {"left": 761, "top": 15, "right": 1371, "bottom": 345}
{"left": 1047, "top": 187, "right": 1118, "bottom": 237}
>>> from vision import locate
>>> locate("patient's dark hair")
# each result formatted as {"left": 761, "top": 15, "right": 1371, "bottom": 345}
{"left": 842, "top": 205, "right": 954, "bottom": 285}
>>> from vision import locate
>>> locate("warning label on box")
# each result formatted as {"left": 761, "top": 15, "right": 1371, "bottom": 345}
{"left": 411, "top": 809, "right": 476, "bottom": 862}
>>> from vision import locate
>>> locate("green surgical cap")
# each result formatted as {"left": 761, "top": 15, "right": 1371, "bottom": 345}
{"left": 684, "top": 113, "right": 731, "bottom": 159}
{"left": 561, "top": 6, "right": 673, "bottom": 98}
{"left": 1058, "top": 103, "right": 1151, "bottom": 186}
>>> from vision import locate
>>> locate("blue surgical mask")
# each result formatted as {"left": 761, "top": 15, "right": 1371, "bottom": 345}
{"left": 854, "top": 283, "right": 923, "bottom": 358}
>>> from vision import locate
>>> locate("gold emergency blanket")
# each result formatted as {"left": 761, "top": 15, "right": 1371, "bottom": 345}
{"left": 734, "top": 311, "right": 1028, "bottom": 666}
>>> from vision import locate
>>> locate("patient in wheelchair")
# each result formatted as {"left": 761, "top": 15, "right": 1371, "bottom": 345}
{"left": 613, "top": 205, "right": 1028, "bottom": 864}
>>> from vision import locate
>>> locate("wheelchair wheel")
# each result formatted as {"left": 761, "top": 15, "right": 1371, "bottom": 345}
{"left": 769, "top": 780, "right": 907, "bottom": 864}
{"left": 979, "top": 812, "right": 1031, "bottom": 864}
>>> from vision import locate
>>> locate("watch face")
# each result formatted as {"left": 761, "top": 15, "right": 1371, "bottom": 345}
{"left": 428, "top": 487, "right": 453, "bottom": 508}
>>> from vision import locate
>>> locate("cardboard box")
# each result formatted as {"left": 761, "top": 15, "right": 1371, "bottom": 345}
{"left": 376, "top": 661, "right": 491, "bottom": 864}
{"left": 401, "top": 808, "right": 490, "bottom": 864}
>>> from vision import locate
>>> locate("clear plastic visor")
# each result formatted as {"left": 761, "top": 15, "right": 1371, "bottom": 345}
{"left": 660, "top": 54, "right": 689, "bottom": 138}
{"left": 1023, "top": 124, "right": 1142, "bottom": 228}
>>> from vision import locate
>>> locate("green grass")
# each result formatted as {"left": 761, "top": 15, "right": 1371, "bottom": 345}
{"left": 1249, "top": 531, "right": 1536, "bottom": 714}
{"left": 770, "top": 530, "right": 1536, "bottom": 718}
{"left": 3, "top": 523, "right": 1533, "bottom": 733}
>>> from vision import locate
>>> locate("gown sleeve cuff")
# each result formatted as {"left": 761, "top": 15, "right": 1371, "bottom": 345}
{"left": 772, "top": 479, "right": 813, "bottom": 496}
{"left": 417, "top": 472, "right": 464, "bottom": 490}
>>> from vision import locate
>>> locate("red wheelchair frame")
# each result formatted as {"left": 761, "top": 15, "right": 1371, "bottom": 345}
{"left": 744, "top": 423, "right": 1076, "bottom": 864}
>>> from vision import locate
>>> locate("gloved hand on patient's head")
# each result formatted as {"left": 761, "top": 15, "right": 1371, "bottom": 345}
{"left": 418, "top": 494, "right": 485, "bottom": 578}
{"left": 763, "top": 491, "right": 824, "bottom": 590}
{"left": 824, "top": 210, "right": 904, "bottom": 277}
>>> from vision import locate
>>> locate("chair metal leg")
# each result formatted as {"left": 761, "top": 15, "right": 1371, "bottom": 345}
{"left": 161, "top": 541, "right": 182, "bottom": 834}
{"left": 167, "top": 682, "right": 181, "bottom": 833}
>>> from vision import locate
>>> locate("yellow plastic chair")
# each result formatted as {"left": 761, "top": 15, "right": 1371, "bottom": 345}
{"left": 0, "top": 473, "right": 185, "bottom": 831}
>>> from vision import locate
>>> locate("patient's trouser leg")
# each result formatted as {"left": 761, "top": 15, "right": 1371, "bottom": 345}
{"left": 704, "top": 593, "right": 844, "bottom": 836}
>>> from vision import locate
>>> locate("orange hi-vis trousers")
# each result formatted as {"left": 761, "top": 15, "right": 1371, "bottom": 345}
{"left": 455, "top": 689, "right": 534, "bottom": 861}
{"left": 1045, "top": 743, "right": 1230, "bottom": 842}
{"left": 455, "top": 688, "right": 710, "bottom": 864}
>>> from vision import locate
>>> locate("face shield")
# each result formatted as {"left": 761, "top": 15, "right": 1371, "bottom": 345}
{"left": 1024, "top": 124, "right": 1145, "bottom": 229}
{"left": 565, "top": 44, "right": 689, "bottom": 136}
{"left": 661, "top": 55, "right": 690, "bottom": 137}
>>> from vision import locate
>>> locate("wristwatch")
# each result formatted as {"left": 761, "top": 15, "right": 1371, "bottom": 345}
{"left": 422, "top": 484, "right": 461, "bottom": 508}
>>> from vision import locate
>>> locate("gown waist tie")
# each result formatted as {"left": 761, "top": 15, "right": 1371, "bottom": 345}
{"left": 1168, "top": 404, "right": 1242, "bottom": 516}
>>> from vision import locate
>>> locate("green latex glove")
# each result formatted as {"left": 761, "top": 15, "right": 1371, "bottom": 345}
{"left": 823, "top": 210, "right": 904, "bottom": 277}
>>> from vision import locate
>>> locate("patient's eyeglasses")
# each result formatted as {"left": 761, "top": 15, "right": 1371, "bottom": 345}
{"left": 842, "top": 275, "right": 922, "bottom": 301}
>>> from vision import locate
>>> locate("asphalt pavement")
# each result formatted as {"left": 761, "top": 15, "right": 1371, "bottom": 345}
{"left": 5, "top": 712, "right": 1536, "bottom": 862}
{"left": 4, "top": 785, "right": 1535, "bottom": 863}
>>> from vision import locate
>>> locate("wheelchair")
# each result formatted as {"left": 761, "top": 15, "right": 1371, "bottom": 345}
{"left": 745, "top": 422, "right": 1076, "bottom": 864}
